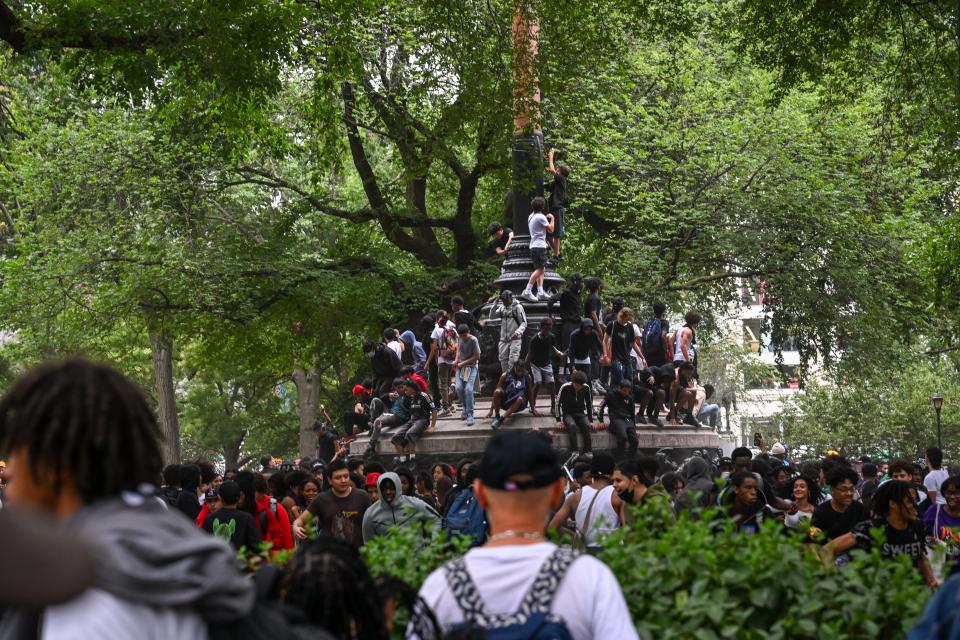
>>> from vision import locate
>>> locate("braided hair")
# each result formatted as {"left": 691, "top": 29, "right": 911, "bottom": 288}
{"left": 872, "top": 479, "right": 916, "bottom": 520}
{"left": 281, "top": 536, "right": 390, "bottom": 640}
{"left": 0, "top": 358, "right": 163, "bottom": 503}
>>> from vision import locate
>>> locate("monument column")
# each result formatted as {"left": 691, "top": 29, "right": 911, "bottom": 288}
{"left": 478, "top": 0, "right": 564, "bottom": 392}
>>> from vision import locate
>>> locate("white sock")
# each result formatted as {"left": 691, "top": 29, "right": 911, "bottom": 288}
{"left": 522, "top": 285, "right": 532, "bottom": 294}
{"left": 408, "top": 453, "right": 416, "bottom": 460}
{"left": 398, "top": 455, "right": 407, "bottom": 462}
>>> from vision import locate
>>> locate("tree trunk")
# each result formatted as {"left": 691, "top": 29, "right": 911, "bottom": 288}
{"left": 150, "top": 331, "right": 181, "bottom": 464}
{"left": 222, "top": 434, "right": 244, "bottom": 471}
{"left": 292, "top": 368, "right": 321, "bottom": 459}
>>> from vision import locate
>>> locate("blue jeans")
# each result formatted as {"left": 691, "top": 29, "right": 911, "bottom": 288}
{"left": 456, "top": 366, "right": 477, "bottom": 419}
{"left": 698, "top": 403, "right": 720, "bottom": 428}
{"left": 610, "top": 358, "right": 634, "bottom": 388}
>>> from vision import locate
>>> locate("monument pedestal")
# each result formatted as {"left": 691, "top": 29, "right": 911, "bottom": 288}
{"left": 349, "top": 396, "right": 724, "bottom": 471}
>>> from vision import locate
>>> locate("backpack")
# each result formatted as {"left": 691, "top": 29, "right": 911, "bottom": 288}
{"left": 444, "top": 547, "right": 579, "bottom": 640}
{"left": 454, "top": 309, "right": 475, "bottom": 334}
{"left": 258, "top": 497, "right": 280, "bottom": 538}
{"left": 641, "top": 317, "right": 663, "bottom": 353}
{"left": 440, "top": 324, "right": 459, "bottom": 360}
{"left": 443, "top": 488, "right": 488, "bottom": 547}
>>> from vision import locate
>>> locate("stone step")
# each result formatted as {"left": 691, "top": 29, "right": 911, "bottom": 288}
{"left": 348, "top": 409, "right": 723, "bottom": 462}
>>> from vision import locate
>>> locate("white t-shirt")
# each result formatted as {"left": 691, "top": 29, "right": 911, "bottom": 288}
{"left": 43, "top": 588, "right": 208, "bottom": 640}
{"left": 415, "top": 542, "right": 638, "bottom": 640}
{"left": 387, "top": 339, "right": 404, "bottom": 359}
{"left": 924, "top": 469, "right": 950, "bottom": 504}
{"left": 528, "top": 212, "right": 549, "bottom": 248}
{"left": 431, "top": 321, "right": 457, "bottom": 365}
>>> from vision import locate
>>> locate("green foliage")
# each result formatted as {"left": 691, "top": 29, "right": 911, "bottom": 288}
{"left": 350, "top": 503, "right": 932, "bottom": 640}
{"left": 361, "top": 522, "right": 472, "bottom": 589}
{"left": 779, "top": 356, "right": 960, "bottom": 461}
{"left": 602, "top": 504, "right": 930, "bottom": 639}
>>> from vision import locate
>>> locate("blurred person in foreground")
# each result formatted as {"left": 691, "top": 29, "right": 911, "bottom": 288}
{"left": 0, "top": 359, "right": 251, "bottom": 639}
{"left": 414, "top": 430, "right": 637, "bottom": 639}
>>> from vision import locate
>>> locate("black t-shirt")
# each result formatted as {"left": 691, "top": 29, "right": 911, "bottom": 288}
{"left": 548, "top": 289, "right": 582, "bottom": 323}
{"left": 568, "top": 329, "right": 602, "bottom": 360}
{"left": 527, "top": 333, "right": 556, "bottom": 367}
{"left": 490, "top": 227, "right": 512, "bottom": 251}
{"left": 315, "top": 422, "right": 339, "bottom": 464}
{"left": 307, "top": 488, "right": 371, "bottom": 548}
{"left": 852, "top": 518, "right": 927, "bottom": 563}
{"left": 608, "top": 321, "right": 637, "bottom": 362}
{"left": 175, "top": 492, "right": 202, "bottom": 521}
{"left": 203, "top": 507, "right": 263, "bottom": 552}
{"left": 547, "top": 174, "right": 567, "bottom": 210}
{"left": 811, "top": 500, "right": 869, "bottom": 540}
{"left": 584, "top": 293, "right": 602, "bottom": 322}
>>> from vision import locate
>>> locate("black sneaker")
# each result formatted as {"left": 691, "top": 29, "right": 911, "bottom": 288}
{"left": 681, "top": 413, "right": 701, "bottom": 428}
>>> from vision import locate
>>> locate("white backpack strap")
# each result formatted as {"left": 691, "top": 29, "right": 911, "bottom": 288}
{"left": 444, "top": 558, "right": 492, "bottom": 626}
{"left": 518, "top": 547, "right": 581, "bottom": 616}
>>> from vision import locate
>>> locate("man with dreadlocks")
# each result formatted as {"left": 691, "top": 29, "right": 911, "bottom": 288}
{"left": 827, "top": 479, "right": 937, "bottom": 587}
{"left": 0, "top": 359, "right": 253, "bottom": 639}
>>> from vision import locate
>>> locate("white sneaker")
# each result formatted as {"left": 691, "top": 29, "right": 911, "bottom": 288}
{"left": 592, "top": 380, "right": 606, "bottom": 394}
{"left": 538, "top": 290, "right": 552, "bottom": 301}
{"left": 521, "top": 290, "right": 538, "bottom": 302}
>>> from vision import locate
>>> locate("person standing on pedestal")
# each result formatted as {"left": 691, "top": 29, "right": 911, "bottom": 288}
{"left": 521, "top": 197, "right": 554, "bottom": 302}
{"left": 546, "top": 272, "right": 585, "bottom": 380}
{"left": 486, "top": 290, "right": 527, "bottom": 377}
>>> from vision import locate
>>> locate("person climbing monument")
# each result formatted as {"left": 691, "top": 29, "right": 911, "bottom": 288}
{"left": 546, "top": 147, "right": 571, "bottom": 263}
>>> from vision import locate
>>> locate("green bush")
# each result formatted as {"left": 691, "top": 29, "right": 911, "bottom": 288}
{"left": 361, "top": 507, "right": 933, "bottom": 640}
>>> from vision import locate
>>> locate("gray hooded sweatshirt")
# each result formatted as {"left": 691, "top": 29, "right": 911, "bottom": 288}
{"left": 676, "top": 456, "right": 716, "bottom": 511}
{"left": 361, "top": 472, "right": 442, "bottom": 542}
{"left": 488, "top": 298, "right": 528, "bottom": 342}
{"left": 0, "top": 490, "right": 254, "bottom": 639}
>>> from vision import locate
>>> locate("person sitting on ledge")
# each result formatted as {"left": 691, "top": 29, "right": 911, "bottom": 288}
{"left": 489, "top": 361, "right": 534, "bottom": 430}
{"left": 390, "top": 379, "right": 438, "bottom": 469}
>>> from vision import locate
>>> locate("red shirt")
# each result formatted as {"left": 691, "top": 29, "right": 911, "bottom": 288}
{"left": 256, "top": 495, "right": 294, "bottom": 550}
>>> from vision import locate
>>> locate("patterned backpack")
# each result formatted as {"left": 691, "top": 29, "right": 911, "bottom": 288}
{"left": 444, "top": 547, "right": 579, "bottom": 640}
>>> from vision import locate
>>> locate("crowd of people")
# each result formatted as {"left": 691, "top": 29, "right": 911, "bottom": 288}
{"left": 1, "top": 359, "right": 960, "bottom": 638}
{"left": 352, "top": 274, "right": 719, "bottom": 464}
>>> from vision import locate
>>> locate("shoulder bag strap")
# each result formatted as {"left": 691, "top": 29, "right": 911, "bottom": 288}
{"left": 444, "top": 558, "right": 492, "bottom": 626}
{"left": 578, "top": 488, "right": 602, "bottom": 540}
{"left": 518, "top": 547, "right": 581, "bottom": 615}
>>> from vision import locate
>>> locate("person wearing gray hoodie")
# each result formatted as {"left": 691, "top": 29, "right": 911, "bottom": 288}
{"left": 675, "top": 456, "right": 717, "bottom": 512}
{"left": 486, "top": 290, "right": 527, "bottom": 376}
{"left": 361, "top": 472, "right": 442, "bottom": 542}
{"left": 0, "top": 359, "right": 253, "bottom": 640}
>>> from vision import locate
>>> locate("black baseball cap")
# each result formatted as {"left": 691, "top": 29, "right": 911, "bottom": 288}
{"left": 480, "top": 431, "right": 563, "bottom": 491}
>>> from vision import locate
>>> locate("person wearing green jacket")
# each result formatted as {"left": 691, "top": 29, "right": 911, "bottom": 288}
{"left": 612, "top": 457, "right": 676, "bottom": 528}
{"left": 362, "top": 472, "right": 442, "bottom": 542}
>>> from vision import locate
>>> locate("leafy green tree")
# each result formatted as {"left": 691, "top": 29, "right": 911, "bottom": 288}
{"left": 779, "top": 356, "right": 960, "bottom": 461}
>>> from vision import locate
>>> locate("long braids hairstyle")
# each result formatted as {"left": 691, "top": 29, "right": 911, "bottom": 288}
{"left": 281, "top": 536, "right": 391, "bottom": 640}
{"left": 0, "top": 358, "right": 163, "bottom": 502}
{"left": 872, "top": 480, "right": 916, "bottom": 522}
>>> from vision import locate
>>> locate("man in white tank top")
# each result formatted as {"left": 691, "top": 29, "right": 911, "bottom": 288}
{"left": 548, "top": 452, "right": 621, "bottom": 553}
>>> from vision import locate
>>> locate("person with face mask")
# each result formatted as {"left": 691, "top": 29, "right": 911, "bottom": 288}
{"left": 361, "top": 472, "right": 441, "bottom": 542}
{"left": 611, "top": 458, "right": 673, "bottom": 528}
